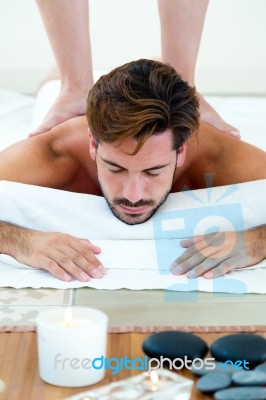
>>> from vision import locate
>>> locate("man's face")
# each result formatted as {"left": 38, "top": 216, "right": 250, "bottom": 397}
{"left": 89, "top": 130, "right": 186, "bottom": 225}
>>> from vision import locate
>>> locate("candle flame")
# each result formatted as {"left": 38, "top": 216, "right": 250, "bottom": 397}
{"left": 150, "top": 370, "right": 159, "bottom": 392}
{"left": 150, "top": 371, "right": 159, "bottom": 384}
{"left": 64, "top": 307, "right": 73, "bottom": 327}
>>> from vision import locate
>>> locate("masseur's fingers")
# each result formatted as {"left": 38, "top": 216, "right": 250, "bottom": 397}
{"left": 16, "top": 231, "right": 106, "bottom": 282}
{"left": 198, "top": 93, "right": 241, "bottom": 138}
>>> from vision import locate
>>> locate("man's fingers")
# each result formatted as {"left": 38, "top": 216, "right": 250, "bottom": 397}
{"left": 39, "top": 257, "right": 73, "bottom": 282}
{"left": 68, "top": 238, "right": 106, "bottom": 275}
{"left": 172, "top": 230, "right": 261, "bottom": 279}
{"left": 79, "top": 239, "right": 102, "bottom": 254}
{"left": 180, "top": 235, "right": 203, "bottom": 248}
{"left": 49, "top": 250, "right": 92, "bottom": 281}
{"left": 185, "top": 256, "right": 230, "bottom": 278}
{"left": 172, "top": 247, "right": 220, "bottom": 276}
{"left": 35, "top": 234, "right": 106, "bottom": 281}
{"left": 63, "top": 246, "right": 105, "bottom": 279}
{"left": 176, "top": 238, "right": 211, "bottom": 263}
{"left": 172, "top": 237, "right": 220, "bottom": 275}
{"left": 39, "top": 248, "right": 103, "bottom": 282}
{"left": 204, "top": 259, "right": 242, "bottom": 279}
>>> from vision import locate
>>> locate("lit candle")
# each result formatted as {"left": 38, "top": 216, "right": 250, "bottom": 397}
{"left": 36, "top": 307, "right": 108, "bottom": 387}
{"left": 109, "top": 382, "right": 145, "bottom": 399}
{"left": 142, "top": 370, "right": 175, "bottom": 392}
{"left": 53, "top": 307, "right": 92, "bottom": 328}
{"left": 0, "top": 379, "right": 5, "bottom": 394}
{"left": 143, "top": 371, "right": 159, "bottom": 392}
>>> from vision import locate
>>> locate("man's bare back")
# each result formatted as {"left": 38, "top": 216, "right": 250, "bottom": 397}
{"left": 0, "top": 116, "right": 265, "bottom": 193}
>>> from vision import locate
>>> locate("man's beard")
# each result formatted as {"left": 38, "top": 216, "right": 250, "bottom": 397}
{"left": 98, "top": 182, "right": 173, "bottom": 225}
{"left": 105, "top": 191, "right": 170, "bottom": 225}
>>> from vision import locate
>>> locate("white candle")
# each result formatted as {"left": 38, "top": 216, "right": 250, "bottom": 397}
{"left": 142, "top": 370, "right": 174, "bottom": 392}
{"left": 0, "top": 379, "right": 5, "bottom": 394}
{"left": 36, "top": 307, "right": 108, "bottom": 387}
{"left": 109, "top": 382, "right": 144, "bottom": 399}
{"left": 53, "top": 308, "right": 92, "bottom": 329}
{"left": 143, "top": 371, "right": 159, "bottom": 392}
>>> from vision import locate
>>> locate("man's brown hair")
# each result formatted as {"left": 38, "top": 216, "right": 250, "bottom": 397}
{"left": 87, "top": 59, "right": 199, "bottom": 154}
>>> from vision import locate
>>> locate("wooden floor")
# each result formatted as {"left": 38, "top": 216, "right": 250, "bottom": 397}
{"left": 0, "top": 331, "right": 265, "bottom": 400}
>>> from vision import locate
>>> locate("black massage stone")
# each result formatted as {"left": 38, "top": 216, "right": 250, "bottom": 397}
{"left": 191, "top": 360, "right": 242, "bottom": 376}
{"left": 196, "top": 372, "right": 231, "bottom": 393}
{"left": 142, "top": 331, "right": 208, "bottom": 361}
{"left": 191, "top": 359, "right": 214, "bottom": 376}
{"left": 255, "top": 362, "right": 266, "bottom": 374}
{"left": 210, "top": 333, "right": 266, "bottom": 369}
{"left": 214, "top": 387, "right": 266, "bottom": 400}
{"left": 232, "top": 370, "right": 266, "bottom": 386}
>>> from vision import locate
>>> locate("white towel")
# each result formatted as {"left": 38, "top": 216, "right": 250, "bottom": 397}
{"left": 0, "top": 180, "right": 265, "bottom": 292}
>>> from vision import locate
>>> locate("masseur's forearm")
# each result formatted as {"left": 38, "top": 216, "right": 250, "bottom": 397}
{"left": 0, "top": 221, "right": 106, "bottom": 282}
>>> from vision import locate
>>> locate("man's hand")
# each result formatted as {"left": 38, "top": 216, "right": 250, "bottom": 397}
{"left": 21, "top": 231, "right": 105, "bottom": 281}
{"left": 2, "top": 224, "right": 105, "bottom": 282}
{"left": 171, "top": 226, "right": 266, "bottom": 279}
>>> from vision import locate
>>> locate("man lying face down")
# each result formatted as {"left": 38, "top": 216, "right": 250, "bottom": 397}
{"left": 0, "top": 59, "right": 265, "bottom": 282}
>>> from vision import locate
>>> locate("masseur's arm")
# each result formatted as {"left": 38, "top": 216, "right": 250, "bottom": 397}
{"left": 0, "top": 120, "right": 105, "bottom": 281}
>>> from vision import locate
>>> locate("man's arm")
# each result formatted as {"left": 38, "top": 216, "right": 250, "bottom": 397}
{"left": 171, "top": 225, "right": 266, "bottom": 278}
{"left": 0, "top": 220, "right": 106, "bottom": 281}
{"left": 0, "top": 117, "right": 105, "bottom": 281}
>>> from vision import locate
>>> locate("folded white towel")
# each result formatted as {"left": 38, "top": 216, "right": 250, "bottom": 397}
{"left": 0, "top": 180, "right": 265, "bottom": 292}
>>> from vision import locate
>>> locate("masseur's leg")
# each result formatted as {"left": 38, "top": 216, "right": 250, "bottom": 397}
{"left": 158, "top": 0, "right": 240, "bottom": 137}
{"left": 31, "top": 0, "right": 93, "bottom": 135}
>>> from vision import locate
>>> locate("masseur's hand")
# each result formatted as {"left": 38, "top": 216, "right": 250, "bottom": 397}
{"left": 14, "top": 231, "right": 105, "bottom": 282}
{"left": 171, "top": 226, "right": 266, "bottom": 279}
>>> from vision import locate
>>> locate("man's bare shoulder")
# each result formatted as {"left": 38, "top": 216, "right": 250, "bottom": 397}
{"left": 211, "top": 126, "right": 266, "bottom": 184}
{"left": 183, "top": 122, "right": 266, "bottom": 189}
{"left": 0, "top": 116, "right": 88, "bottom": 189}
{"left": 49, "top": 115, "right": 89, "bottom": 158}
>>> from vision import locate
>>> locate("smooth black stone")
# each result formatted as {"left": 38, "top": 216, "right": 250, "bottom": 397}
{"left": 196, "top": 372, "right": 231, "bottom": 393}
{"left": 214, "top": 387, "right": 266, "bottom": 400}
{"left": 142, "top": 331, "right": 208, "bottom": 362}
{"left": 191, "top": 360, "right": 243, "bottom": 376}
{"left": 232, "top": 370, "right": 266, "bottom": 386}
{"left": 210, "top": 333, "right": 266, "bottom": 369}
{"left": 255, "top": 362, "right": 266, "bottom": 374}
{"left": 191, "top": 359, "right": 216, "bottom": 376}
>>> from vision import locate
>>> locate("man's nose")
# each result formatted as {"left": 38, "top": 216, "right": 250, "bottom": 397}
{"left": 122, "top": 175, "right": 146, "bottom": 204}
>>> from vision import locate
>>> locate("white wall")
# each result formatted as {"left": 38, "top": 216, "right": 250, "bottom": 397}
{"left": 0, "top": 0, "right": 265, "bottom": 94}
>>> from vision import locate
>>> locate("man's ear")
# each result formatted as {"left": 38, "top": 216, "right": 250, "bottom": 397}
{"left": 88, "top": 129, "right": 97, "bottom": 161}
{"left": 176, "top": 143, "right": 187, "bottom": 168}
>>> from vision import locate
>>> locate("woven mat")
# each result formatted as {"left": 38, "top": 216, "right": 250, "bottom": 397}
{"left": 0, "top": 288, "right": 265, "bottom": 333}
